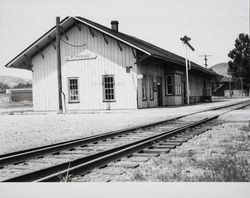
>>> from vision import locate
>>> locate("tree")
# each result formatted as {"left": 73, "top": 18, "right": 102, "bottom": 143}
{"left": 14, "top": 83, "right": 32, "bottom": 89}
{"left": 0, "top": 82, "right": 10, "bottom": 91}
{"left": 228, "top": 33, "right": 250, "bottom": 90}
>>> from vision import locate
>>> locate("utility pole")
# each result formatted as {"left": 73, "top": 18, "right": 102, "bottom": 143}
{"left": 228, "top": 71, "right": 233, "bottom": 98}
{"left": 56, "top": 17, "right": 63, "bottom": 112}
{"left": 180, "top": 35, "right": 195, "bottom": 106}
{"left": 239, "top": 77, "right": 244, "bottom": 97}
{"left": 199, "top": 55, "right": 212, "bottom": 68}
{"left": 249, "top": 0, "right": 250, "bottom": 96}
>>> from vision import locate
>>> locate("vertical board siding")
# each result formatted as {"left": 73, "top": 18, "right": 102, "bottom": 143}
{"left": 32, "top": 24, "right": 137, "bottom": 111}
{"left": 137, "top": 63, "right": 164, "bottom": 108}
{"left": 136, "top": 63, "right": 213, "bottom": 108}
{"left": 31, "top": 23, "right": 212, "bottom": 111}
{"left": 32, "top": 44, "right": 58, "bottom": 111}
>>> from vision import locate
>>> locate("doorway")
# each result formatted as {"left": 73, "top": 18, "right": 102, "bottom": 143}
{"left": 182, "top": 81, "right": 187, "bottom": 104}
{"left": 156, "top": 76, "right": 163, "bottom": 106}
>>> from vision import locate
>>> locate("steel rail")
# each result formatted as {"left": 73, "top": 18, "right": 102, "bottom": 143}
{"left": 3, "top": 101, "right": 249, "bottom": 182}
{"left": 1, "top": 100, "right": 249, "bottom": 167}
{"left": 37, "top": 100, "right": 250, "bottom": 181}
{"left": 3, "top": 118, "right": 211, "bottom": 182}
{"left": 0, "top": 114, "right": 188, "bottom": 167}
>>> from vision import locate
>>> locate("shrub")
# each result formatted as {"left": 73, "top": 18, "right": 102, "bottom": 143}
{"left": 195, "top": 156, "right": 249, "bottom": 182}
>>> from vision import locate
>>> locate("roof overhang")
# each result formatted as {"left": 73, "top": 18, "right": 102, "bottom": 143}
{"left": 73, "top": 17, "right": 151, "bottom": 56}
{"left": 5, "top": 17, "right": 72, "bottom": 70}
{"left": 5, "top": 16, "right": 151, "bottom": 70}
{"left": 151, "top": 54, "right": 218, "bottom": 77}
{"left": 5, "top": 16, "right": 216, "bottom": 78}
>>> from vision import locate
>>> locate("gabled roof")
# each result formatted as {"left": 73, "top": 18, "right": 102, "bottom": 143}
{"left": 5, "top": 16, "right": 217, "bottom": 76}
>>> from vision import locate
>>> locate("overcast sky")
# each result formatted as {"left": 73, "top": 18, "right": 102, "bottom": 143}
{"left": 0, "top": 0, "right": 248, "bottom": 79}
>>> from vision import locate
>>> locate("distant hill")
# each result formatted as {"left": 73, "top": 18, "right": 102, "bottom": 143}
{"left": 0, "top": 75, "right": 32, "bottom": 89}
{"left": 210, "top": 62, "right": 230, "bottom": 78}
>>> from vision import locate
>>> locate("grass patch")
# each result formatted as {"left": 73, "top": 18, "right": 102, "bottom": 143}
{"left": 151, "top": 155, "right": 249, "bottom": 182}
{"left": 131, "top": 170, "right": 146, "bottom": 181}
{"left": 194, "top": 155, "right": 249, "bottom": 182}
{"left": 241, "top": 121, "right": 250, "bottom": 132}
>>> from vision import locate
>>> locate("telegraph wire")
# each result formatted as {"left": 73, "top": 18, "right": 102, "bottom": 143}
{"left": 60, "top": 38, "right": 86, "bottom": 47}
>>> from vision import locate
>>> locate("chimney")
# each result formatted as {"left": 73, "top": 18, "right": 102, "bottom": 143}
{"left": 111, "top": 20, "right": 119, "bottom": 32}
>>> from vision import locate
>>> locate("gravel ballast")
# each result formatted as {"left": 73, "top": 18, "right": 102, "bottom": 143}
{"left": 0, "top": 98, "right": 249, "bottom": 155}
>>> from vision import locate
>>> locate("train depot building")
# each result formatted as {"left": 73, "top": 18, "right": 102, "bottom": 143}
{"left": 5, "top": 17, "right": 217, "bottom": 111}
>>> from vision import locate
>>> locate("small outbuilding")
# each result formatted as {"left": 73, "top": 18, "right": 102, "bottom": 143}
{"left": 5, "top": 17, "right": 216, "bottom": 111}
{"left": 5, "top": 88, "right": 32, "bottom": 102}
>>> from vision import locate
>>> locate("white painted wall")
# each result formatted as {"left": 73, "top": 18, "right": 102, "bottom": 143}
{"left": 32, "top": 43, "right": 59, "bottom": 111}
{"left": 32, "top": 23, "right": 137, "bottom": 111}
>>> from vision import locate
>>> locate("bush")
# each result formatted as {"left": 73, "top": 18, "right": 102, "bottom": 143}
{"left": 241, "top": 121, "right": 250, "bottom": 132}
{"left": 195, "top": 155, "right": 249, "bottom": 182}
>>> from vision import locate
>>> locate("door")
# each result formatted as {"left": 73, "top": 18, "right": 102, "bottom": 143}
{"left": 156, "top": 76, "right": 163, "bottom": 106}
{"left": 182, "top": 81, "right": 187, "bottom": 104}
{"left": 181, "top": 81, "right": 185, "bottom": 104}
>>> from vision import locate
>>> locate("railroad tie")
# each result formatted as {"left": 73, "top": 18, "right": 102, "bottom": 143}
{"left": 111, "top": 161, "right": 140, "bottom": 169}
{"left": 142, "top": 148, "right": 170, "bottom": 154}
{"left": 152, "top": 145, "right": 176, "bottom": 149}
{"left": 97, "top": 168, "right": 125, "bottom": 176}
{"left": 132, "top": 153, "right": 160, "bottom": 157}
{"left": 125, "top": 156, "right": 150, "bottom": 163}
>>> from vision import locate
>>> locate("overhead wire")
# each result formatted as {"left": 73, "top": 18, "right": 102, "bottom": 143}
{"left": 60, "top": 38, "right": 86, "bottom": 47}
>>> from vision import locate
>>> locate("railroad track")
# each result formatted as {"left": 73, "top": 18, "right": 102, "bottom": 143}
{"left": 0, "top": 100, "right": 249, "bottom": 182}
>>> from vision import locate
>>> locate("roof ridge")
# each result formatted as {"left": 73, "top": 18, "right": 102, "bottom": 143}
{"left": 76, "top": 17, "right": 216, "bottom": 75}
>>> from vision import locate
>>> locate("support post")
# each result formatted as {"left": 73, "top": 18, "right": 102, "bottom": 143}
{"left": 48, "top": 36, "right": 56, "bottom": 50}
{"left": 229, "top": 75, "right": 232, "bottom": 98}
{"left": 102, "top": 33, "right": 108, "bottom": 44}
{"left": 56, "top": 17, "right": 63, "bottom": 112}
{"left": 181, "top": 35, "right": 194, "bottom": 105}
{"left": 117, "top": 41, "right": 122, "bottom": 51}
{"left": 240, "top": 77, "right": 243, "bottom": 97}
{"left": 185, "top": 44, "right": 190, "bottom": 105}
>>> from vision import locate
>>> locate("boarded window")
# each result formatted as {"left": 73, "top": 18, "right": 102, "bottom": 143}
{"left": 166, "top": 75, "right": 174, "bottom": 95}
{"left": 142, "top": 74, "right": 147, "bottom": 100}
{"left": 103, "top": 75, "right": 115, "bottom": 102}
{"left": 68, "top": 77, "right": 79, "bottom": 103}
{"left": 149, "top": 75, "right": 154, "bottom": 100}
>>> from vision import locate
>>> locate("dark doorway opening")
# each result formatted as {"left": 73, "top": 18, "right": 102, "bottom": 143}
{"left": 156, "top": 76, "right": 163, "bottom": 106}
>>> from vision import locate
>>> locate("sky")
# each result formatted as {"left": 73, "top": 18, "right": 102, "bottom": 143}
{"left": 0, "top": 0, "right": 249, "bottom": 79}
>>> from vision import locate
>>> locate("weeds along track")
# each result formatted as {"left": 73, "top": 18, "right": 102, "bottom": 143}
{"left": 0, "top": 101, "right": 249, "bottom": 182}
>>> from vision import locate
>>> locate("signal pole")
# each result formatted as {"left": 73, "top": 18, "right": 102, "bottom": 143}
{"left": 239, "top": 77, "right": 244, "bottom": 96}
{"left": 180, "top": 35, "right": 195, "bottom": 106}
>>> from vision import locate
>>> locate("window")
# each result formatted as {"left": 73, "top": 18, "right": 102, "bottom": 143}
{"left": 103, "top": 75, "right": 115, "bottom": 102}
{"left": 166, "top": 75, "right": 174, "bottom": 95}
{"left": 142, "top": 74, "right": 147, "bottom": 100}
{"left": 149, "top": 75, "right": 154, "bottom": 100}
{"left": 165, "top": 74, "right": 182, "bottom": 96}
{"left": 68, "top": 77, "right": 79, "bottom": 103}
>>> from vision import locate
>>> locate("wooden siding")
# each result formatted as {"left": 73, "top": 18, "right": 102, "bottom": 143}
{"left": 164, "top": 96, "right": 182, "bottom": 106}
{"left": 189, "top": 73, "right": 212, "bottom": 96}
{"left": 32, "top": 24, "right": 137, "bottom": 111}
{"left": 32, "top": 43, "right": 58, "bottom": 111}
{"left": 136, "top": 63, "right": 212, "bottom": 108}
{"left": 137, "top": 63, "right": 164, "bottom": 108}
